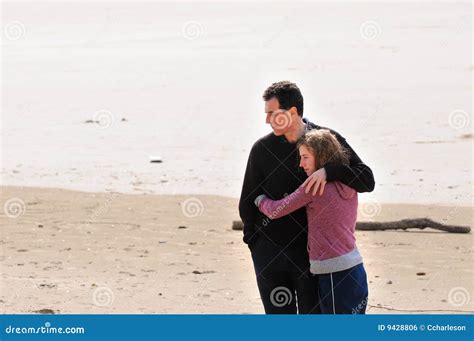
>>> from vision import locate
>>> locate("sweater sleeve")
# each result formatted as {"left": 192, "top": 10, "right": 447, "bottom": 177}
{"left": 258, "top": 186, "right": 313, "bottom": 220}
{"left": 324, "top": 131, "right": 375, "bottom": 193}
{"left": 238, "top": 142, "right": 264, "bottom": 246}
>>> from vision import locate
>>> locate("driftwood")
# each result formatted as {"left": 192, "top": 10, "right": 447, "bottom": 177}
{"left": 231, "top": 218, "right": 471, "bottom": 234}
{"left": 232, "top": 221, "right": 244, "bottom": 231}
{"left": 356, "top": 218, "right": 470, "bottom": 234}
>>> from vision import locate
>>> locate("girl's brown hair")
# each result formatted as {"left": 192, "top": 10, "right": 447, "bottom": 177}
{"left": 297, "top": 129, "right": 349, "bottom": 170}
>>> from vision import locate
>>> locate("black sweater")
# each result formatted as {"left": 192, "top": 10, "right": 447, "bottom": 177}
{"left": 238, "top": 119, "right": 375, "bottom": 248}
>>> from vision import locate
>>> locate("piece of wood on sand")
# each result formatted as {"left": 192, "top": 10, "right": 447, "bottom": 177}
{"left": 356, "top": 218, "right": 470, "bottom": 233}
{"left": 232, "top": 220, "right": 244, "bottom": 231}
{"left": 231, "top": 218, "right": 470, "bottom": 234}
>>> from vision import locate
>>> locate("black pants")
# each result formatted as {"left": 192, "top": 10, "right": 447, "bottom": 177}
{"left": 250, "top": 235, "right": 321, "bottom": 314}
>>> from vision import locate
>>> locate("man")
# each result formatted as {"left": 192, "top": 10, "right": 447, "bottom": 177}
{"left": 239, "top": 81, "right": 375, "bottom": 314}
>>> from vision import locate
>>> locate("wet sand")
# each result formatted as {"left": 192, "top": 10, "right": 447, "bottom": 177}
{"left": 1, "top": 2, "right": 472, "bottom": 205}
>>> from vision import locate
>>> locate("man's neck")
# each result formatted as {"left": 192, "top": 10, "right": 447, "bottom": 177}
{"left": 284, "top": 118, "right": 306, "bottom": 143}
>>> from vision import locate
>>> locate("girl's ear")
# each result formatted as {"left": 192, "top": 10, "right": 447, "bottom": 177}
{"left": 314, "top": 154, "right": 320, "bottom": 170}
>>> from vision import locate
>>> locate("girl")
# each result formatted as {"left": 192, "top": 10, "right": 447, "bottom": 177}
{"left": 254, "top": 129, "right": 368, "bottom": 314}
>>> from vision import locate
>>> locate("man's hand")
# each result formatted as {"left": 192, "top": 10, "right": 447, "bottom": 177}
{"left": 302, "top": 168, "right": 327, "bottom": 196}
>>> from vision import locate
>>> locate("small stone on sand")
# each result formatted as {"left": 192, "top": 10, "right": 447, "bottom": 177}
{"left": 149, "top": 156, "right": 163, "bottom": 163}
{"left": 33, "top": 308, "right": 56, "bottom": 314}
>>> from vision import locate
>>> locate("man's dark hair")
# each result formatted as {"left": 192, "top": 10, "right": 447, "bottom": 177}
{"left": 262, "top": 81, "right": 304, "bottom": 117}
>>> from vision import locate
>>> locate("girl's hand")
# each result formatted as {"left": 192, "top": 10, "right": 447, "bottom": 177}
{"left": 302, "top": 168, "right": 327, "bottom": 196}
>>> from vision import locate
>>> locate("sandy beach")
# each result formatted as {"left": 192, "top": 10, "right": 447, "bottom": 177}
{"left": 1, "top": 1, "right": 472, "bottom": 316}
{"left": 0, "top": 186, "right": 472, "bottom": 314}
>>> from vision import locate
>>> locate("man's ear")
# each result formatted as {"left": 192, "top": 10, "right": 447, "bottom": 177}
{"left": 288, "top": 106, "right": 299, "bottom": 117}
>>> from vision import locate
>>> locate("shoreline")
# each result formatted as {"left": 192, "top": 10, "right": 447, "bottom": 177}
{"left": 1, "top": 184, "right": 473, "bottom": 208}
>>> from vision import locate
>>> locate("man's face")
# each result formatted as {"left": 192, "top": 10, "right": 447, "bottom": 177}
{"left": 264, "top": 97, "right": 293, "bottom": 136}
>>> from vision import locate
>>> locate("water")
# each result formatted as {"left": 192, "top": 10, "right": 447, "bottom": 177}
{"left": 1, "top": 2, "right": 472, "bottom": 205}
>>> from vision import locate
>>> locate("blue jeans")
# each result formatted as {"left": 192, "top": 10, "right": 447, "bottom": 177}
{"left": 318, "top": 263, "right": 368, "bottom": 314}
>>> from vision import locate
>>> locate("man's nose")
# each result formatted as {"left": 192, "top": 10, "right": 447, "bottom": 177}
{"left": 265, "top": 113, "right": 271, "bottom": 124}
{"left": 299, "top": 160, "right": 304, "bottom": 168}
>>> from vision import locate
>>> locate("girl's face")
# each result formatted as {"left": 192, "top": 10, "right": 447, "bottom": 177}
{"left": 299, "top": 145, "right": 317, "bottom": 176}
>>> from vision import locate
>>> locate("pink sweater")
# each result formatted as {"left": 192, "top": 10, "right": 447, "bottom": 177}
{"left": 257, "top": 181, "right": 363, "bottom": 274}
